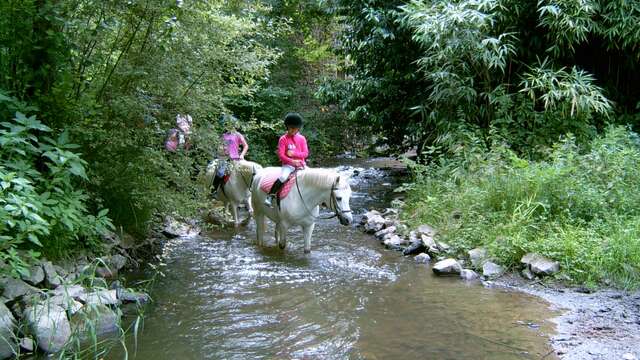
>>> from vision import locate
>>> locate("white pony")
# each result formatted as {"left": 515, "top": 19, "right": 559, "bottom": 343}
{"left": 251, "top": 167, "right": 353, "bottom": 253}
{"left": 204, "top": 160, "right": 263, "bottom": 226}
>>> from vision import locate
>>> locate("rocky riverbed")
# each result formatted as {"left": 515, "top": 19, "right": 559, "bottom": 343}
{"left": 0, "top": 218, "right": 186, "bottom": 358}
{"left": 359, "top": 204, "right": 640, "bottom": 360}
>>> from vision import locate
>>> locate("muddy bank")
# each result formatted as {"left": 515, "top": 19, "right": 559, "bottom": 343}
{"left": 493, "top": 275, "right": 640, "bottom": 360}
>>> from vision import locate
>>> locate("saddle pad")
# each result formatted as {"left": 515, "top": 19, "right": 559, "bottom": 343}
{"left": 259, "top": 173, "right": 296, "bottom": 199}
{"left": 223, "top": 174, "right": 231, "bottom": 184}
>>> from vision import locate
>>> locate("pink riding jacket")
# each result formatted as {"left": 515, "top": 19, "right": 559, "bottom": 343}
{"left": 277, "top": 133, "right": 308, "bottom": 169}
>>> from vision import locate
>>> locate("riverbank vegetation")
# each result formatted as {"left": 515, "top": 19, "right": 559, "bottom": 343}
{"left": 401, "top": 126, "right": 640, "bottom": 289}
{"left": 316, "top": 0, "right": 640, "bottom": 288}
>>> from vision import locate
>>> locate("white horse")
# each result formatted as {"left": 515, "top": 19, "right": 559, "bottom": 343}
{"left": 251, "top": 167, "right": 354, "bottom": 253}
{"left": 204, "top": 160, "right": 263, "bottom": 226}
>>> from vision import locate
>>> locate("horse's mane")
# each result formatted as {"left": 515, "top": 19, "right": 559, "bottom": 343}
{"left": 298, "top": 168, "right": 341, "bottom": 189}
{"left": 234, "top": 160, "right": 262, "bottom": 178}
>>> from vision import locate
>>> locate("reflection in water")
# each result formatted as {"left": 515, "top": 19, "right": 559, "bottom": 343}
{"left": 110, "top": 165, "right": 556, "bottom": 360}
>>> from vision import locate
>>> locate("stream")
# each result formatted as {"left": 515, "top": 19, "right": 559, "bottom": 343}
{"left": 110, "top": 158, "right": 557, "bottom": 359}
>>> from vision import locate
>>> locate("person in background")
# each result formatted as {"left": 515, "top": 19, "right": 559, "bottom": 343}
{"left": 264, "top": 112, "right": 308, "bottom": 207}
{"left": 176, "top": 114, "right": 193, "bottom": 150}
{"left": 165, "top": 128, "right": 179, "bottom": 152}
{"left": 211, "top": 114, "right": 249, "bottom": 196}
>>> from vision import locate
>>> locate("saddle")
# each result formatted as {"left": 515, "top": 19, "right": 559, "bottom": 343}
{"left": 259, "top": 172, "right": 297, "bottom": 200}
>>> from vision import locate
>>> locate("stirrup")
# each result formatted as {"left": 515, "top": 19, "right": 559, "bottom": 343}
{"left": 264, "top": 195, "right": 274, "bottom": 207}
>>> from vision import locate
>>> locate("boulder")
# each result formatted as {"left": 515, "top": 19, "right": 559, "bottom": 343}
{"left": 78, "top": 290, "right": 119, "bottom": 306}
{"left": 460, "top": 269, "right": 479, "bottom": 281}
{"left": 42, "top": 262, "right": 62, "bottom": 288}
{"left": 70, "top": 304, "right": 120, "bottom": 339}
{"left": 414, "top": 253, "right": 431, "bottom": 263}
{"left": 20, "top": 265, "right": 45, "bottom": 286}
{"left": 421, "top": 234, "right": 437, "bottom": 249}
{"left": 51, "top": 285, "right": 87, "bottom": 301}
{"left": 19, "top": 338, "right": 34, "bottom": 353}
{"left": 23, "top": 303, "right": 71, "bottom": 353}
{"left": 521, "top": 268, "right": 536, "bottom": 280}
{"left": 437, "top": 242, "right": 451, "bottom": 252}
{"left": 0, "top": 277, "right": 41, "bottom": 303}
{"left": 383, "top": 235, "right": 407, "bottom": 250}
{"left": 468, "top": 248, "right": 488, "bottom": 268}
{"left": 0, "top": 302, "right": 16, "bottom": 359}
{"left": 109, "top": 255, "right": 127, "bottom": 271}
{"left": 403, "top": 239, "right": 425, "bottom": 256}
{"left": 116, "top": 289, "right": 150, "bottom": 305}
{"left": 95, "top": 266, "right": 117, "bottom": 279}
{"left": 364, "top": 214, "right": 386, "bottom": 233}
{"left": 521, "top": 253, "right": 560, "bottom": 276}
{"left": 162, "top": 216, "right": 201, "bottom": 238}
{"left": 360, "top": 210, "right": 381, "bottom": 225}
{"left": 48, "top": 295, "right": 83, "bottom": 316}
{"left": 415, "top": 224, "right": 437, "bottom": 237}
{"left": 432, "top": 259, "right": 462, "bottom": 275}
{"left": 374, "top": 226, "right": 396, "bottom": 240}
{"left": 482, "top": 262, "right": 504, "bottom": 278}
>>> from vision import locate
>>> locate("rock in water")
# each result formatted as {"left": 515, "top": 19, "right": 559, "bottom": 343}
{"left": 23, "top": 304, "right": 71, "bottom": 353}
{"left": 403, "top": 239, "right": 426, "bottom": 256}
{"left": 432, "top": 259, "right": 462, "bottom": 275}
{"left": 70, "top": 305, "right": 120, "bottom": 339}
{"left": 415, "top": 253, "right": 431, "bottom": 263}
{"left": 460, "top": 269, "right": 479, "bottom": 281}
{"left": 521, "top": 253, "right": 560, "bottom": 276}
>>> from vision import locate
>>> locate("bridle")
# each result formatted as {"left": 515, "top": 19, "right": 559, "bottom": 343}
{"left": 294, "top": 172, "right": 352, "bottom": 220}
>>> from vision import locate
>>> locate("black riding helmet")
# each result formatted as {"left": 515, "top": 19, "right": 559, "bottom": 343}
{"left": 284, "top": 112, "right": 303, "bottom": 128}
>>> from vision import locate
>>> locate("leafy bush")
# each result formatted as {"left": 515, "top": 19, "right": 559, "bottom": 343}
{"left": 402, "top": 126, "right": 640, "bottom": 288}
{"left": 0, "top": 107, "right": 112, "bottom": 275}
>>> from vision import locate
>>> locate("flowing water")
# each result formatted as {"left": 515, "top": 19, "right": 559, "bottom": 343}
{"left": 111, "top": 159, "right": 557, "bottom": 360}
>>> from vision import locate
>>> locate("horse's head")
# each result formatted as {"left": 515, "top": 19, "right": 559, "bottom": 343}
{"left": 331, "top": 176, "right": 353, "bottom": 226}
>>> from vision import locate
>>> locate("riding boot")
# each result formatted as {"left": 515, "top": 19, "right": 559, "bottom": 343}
{"left": 211, "top": 175, "right": 223, "bottom": 197}
{"left": 264, "top": 179, "right": 284, "bottom": 207}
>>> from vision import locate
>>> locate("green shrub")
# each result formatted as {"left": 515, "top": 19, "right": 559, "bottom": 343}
{"left": 0, "top": 109, "right": 113, "bottom": 274}
{"left": 402, "top": 126, "right": 640, "bottom": 289}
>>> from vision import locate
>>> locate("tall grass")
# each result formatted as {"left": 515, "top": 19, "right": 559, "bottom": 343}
{"left": 402, "top": 126, "right": 640, "bottom": 288}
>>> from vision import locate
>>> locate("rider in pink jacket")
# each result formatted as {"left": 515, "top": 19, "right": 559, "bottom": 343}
{"left": 265, "top": 113, "right": 308, "bottom": 207}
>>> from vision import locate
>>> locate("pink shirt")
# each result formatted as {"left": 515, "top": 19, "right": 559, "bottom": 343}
{"left": 222, "top": 132, "right": 245, "bottom": 160}
{"left": 277, "top": 133, "right": 308, "bottom": 168}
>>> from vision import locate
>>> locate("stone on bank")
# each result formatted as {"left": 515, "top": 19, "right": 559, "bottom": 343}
{"left": 432, "top": 259, "right": 462, "bottom": 275}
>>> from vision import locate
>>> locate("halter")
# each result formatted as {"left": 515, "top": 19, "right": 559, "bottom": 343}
{"left": 293, "top": 172, "right": 352, "bottom": 220}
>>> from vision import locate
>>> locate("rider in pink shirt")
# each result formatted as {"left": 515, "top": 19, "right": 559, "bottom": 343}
{"left": 211, "top": 114, "right": 249, "bottom": 196}
{"left": 265, "top": 112, "right": 308, "bottom": 207}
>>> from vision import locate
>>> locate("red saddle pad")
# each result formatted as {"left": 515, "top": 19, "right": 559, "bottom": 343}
{"left": 259, "top": 173, "right": 296, "bottom": 199}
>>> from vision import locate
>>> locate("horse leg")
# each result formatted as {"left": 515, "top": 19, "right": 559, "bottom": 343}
{"left": 245, "top": 195, "right": 254, "bottom": 218}
{"left": 302, "top": 223, "right": 316, "bottom": 254}
{"left": 277, "top": 223, "right": 287, "bottom": 250}
{"left": 231, "top": 204, "right": 239, "bottom": 228}
{"left": 255, "top": 213, "right": 265, "bottom": 247}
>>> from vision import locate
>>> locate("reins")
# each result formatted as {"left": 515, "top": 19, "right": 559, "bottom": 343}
{"left": 292, "top": 171, "right": 352, "bottom": 220}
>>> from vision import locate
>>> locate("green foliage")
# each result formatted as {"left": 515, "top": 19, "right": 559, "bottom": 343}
{"left": 0, "top": 105, "right": 113, "bottom": 272}
{"left": 402, "top": 126, "right": 640, "bottom": 288}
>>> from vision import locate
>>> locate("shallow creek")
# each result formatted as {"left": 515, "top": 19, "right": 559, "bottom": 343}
{"left": 110, "top": 159, "right": 557, "bottom": 359}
